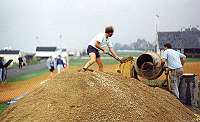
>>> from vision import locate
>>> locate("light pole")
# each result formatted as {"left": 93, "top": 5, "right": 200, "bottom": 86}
{"left": 59, "top": 34, "right": 62, "bottom": 49}
{"left": 155, "top": 15, "right": 159, "bottom": 32}
{"left": 35, "top": 36, "right": 39, "bottom": 51}
{"left": 35, "top": 36, "right": 39, "bottom": 42}
{"left": 155, "top": 14, "right": 160, "bottom": 54}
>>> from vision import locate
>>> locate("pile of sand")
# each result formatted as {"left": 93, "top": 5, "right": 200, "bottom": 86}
{"left": 0, "top": 71, "right": 195, "bottom": 121}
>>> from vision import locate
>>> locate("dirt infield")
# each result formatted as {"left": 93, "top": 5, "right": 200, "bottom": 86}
{"left": 0, "top": 62, "right": 199, "bottom": 121}
{"left": 0, "top": 73, "right": 50, "bottom": 103}
{"left": 184, "top": 62, "right": 200, "bottom": 76}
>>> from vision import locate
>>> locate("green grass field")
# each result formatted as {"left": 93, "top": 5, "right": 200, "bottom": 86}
{"left": 69, "top": 51, "right": 143, "bottom": 66}
{"left": 0, "top": 103, "right": 8, "bottom": 114}
{"left": 117, "top": 51, "right": 143, "bottom": 57}
{"left": 69, "top": 52, "right": 200, "bottom": 67}
{"left": 69, "top": 58, "right": 119, "bottom": 66}
{"left": 187, "top": 58, "right": 200, "bottom": 62}
{"left": 100, "top": 51, "right": 143, "bottom": 58}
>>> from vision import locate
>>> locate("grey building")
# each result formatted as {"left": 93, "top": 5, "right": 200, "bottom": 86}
{"left": 158, "top": 30, "right": 200, "bottom": 58}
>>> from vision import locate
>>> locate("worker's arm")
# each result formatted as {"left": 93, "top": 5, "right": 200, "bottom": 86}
{"left": 95, "top": 41, "right": 106, "bottom": 53}
{"left": 161, "top": 58, "right": 169, "bottom": 86}
{"left": 161, "top": 58, "right": 166, "bottom": 66}
{"left": 180, "top": 55, "right": 186, "bottom": 66}
{"left": 177, "top": 51, "right": 186, "bottom": 66}
{"left": 109, "top": 47, "right": 120, "bottom": 59}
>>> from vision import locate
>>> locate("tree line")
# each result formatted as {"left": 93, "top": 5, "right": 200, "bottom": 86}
{"left": 114, "top": 38, "right": 154, "bottom": 50}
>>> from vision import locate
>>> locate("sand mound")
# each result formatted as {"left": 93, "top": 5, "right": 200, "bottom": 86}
{"left": 0, "top": 71, "right": 195, "bottom": 122}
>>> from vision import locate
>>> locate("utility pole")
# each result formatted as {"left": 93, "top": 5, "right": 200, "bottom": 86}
{"left": 155, "top": 14, "right": 160, "bottom": 54}
{"left": 35, "top": 36, "right": 39, "bottom": 52}
{"left": 59, "top": 34, "right": 62, "bottom": 49}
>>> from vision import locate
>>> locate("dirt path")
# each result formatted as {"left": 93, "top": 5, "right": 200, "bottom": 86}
{"left": 6, "top": 62, "right": 46, "bottom": 79}
{"left": 0, "top": 72, "right": 50, "bottom": 103}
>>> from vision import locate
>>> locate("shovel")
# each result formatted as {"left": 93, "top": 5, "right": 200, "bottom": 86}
{"left": 105, "top": 52, "right": 122, "bottom": 63}
{"left": 105, "top": 52, "right": 134, "bottom": 63}
{"left": 105, "top": 52, "right": 134, "bottom": 73}
{"left": 105, "top": 52, "right": 122, "bottom": 73}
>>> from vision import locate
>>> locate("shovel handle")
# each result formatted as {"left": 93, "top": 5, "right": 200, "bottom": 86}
{"left": 105, "top": 52, "right": 121, "bottom": 62}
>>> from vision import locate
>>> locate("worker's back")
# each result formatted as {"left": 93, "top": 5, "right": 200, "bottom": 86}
{"left": 163, "top": 49, "right": 185, "bottom": 69}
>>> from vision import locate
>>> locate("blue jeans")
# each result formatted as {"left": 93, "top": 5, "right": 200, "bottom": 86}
{"left": 169, "top": 68, "right": 183, "bottom": 98}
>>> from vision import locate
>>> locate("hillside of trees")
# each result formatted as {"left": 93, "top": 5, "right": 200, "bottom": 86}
{"left": 114, "top": 38, "right": 154, "bottom": 50}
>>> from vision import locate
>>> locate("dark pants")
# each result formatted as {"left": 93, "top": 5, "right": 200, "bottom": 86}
{"left": 87, "top": 45, "right": 100, "bottom": 58}
{"left": 19, "top": 62, "right": 23, "bottom": 69}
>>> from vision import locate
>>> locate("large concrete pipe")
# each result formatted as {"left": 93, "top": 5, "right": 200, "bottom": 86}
{"left": 133, "top": 52, "right": 164, "bottom": 80}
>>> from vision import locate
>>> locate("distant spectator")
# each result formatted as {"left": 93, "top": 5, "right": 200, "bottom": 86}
{"left": 61, "top": 56, "right": 69, "bottom": 69}
{"left": 56, "top": 55, "right": 64, "bottom": 74}
{"left": 0, "top": 57, "right": 4, "bottom": 82}
{"left": 47, "top": 56, "right": 55, "bottom": 77}
{"left": 0, "top": 58, "right": 13, "bottom": 83}
{"left": 18, "top": 57, "right": 23, "bottom": 69}
{"left": 0, "top": 57, "right": 6, "bottom": 82}
{"left": 22, "top": 57, "right": 27, "bottom": 66}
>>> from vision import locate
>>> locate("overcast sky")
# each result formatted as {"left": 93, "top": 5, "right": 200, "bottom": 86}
{"left": 0, "top": 0, "right": 199, "bottom": 52}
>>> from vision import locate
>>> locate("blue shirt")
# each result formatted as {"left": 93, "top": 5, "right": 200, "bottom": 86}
{"left": 57, "top": 58, "right": 64, "bottom": 66}
{"left": 161, "top": 49, "right": 186, "bottom": 69}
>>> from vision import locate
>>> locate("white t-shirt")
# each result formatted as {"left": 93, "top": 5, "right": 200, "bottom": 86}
{"left": 88, "top": 33, "right": 113, "bottom": 49}
{"left": 161, "top": 49, "right": 186, "bottom": 69}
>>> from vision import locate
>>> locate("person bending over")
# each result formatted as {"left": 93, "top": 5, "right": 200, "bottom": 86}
{"left": 79, "top": 26, "right": 120, "bottom": 72}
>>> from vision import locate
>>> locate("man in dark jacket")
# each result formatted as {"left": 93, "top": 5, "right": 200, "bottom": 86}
{"left": 18, "top": 57, "right": 23, "bottom": 69}
{"left": 0, "top": 57, "right": 4, "bottom": 81}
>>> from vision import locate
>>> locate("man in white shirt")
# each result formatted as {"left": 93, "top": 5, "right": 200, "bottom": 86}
{"left": 161, "top": 43, "right": 186, "bottom": 98}
{"left": 47, "top": 56, "right": 55, "bottom": 79}
{"left": 79, "top": 26, "right": 120, "bottom": 72}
